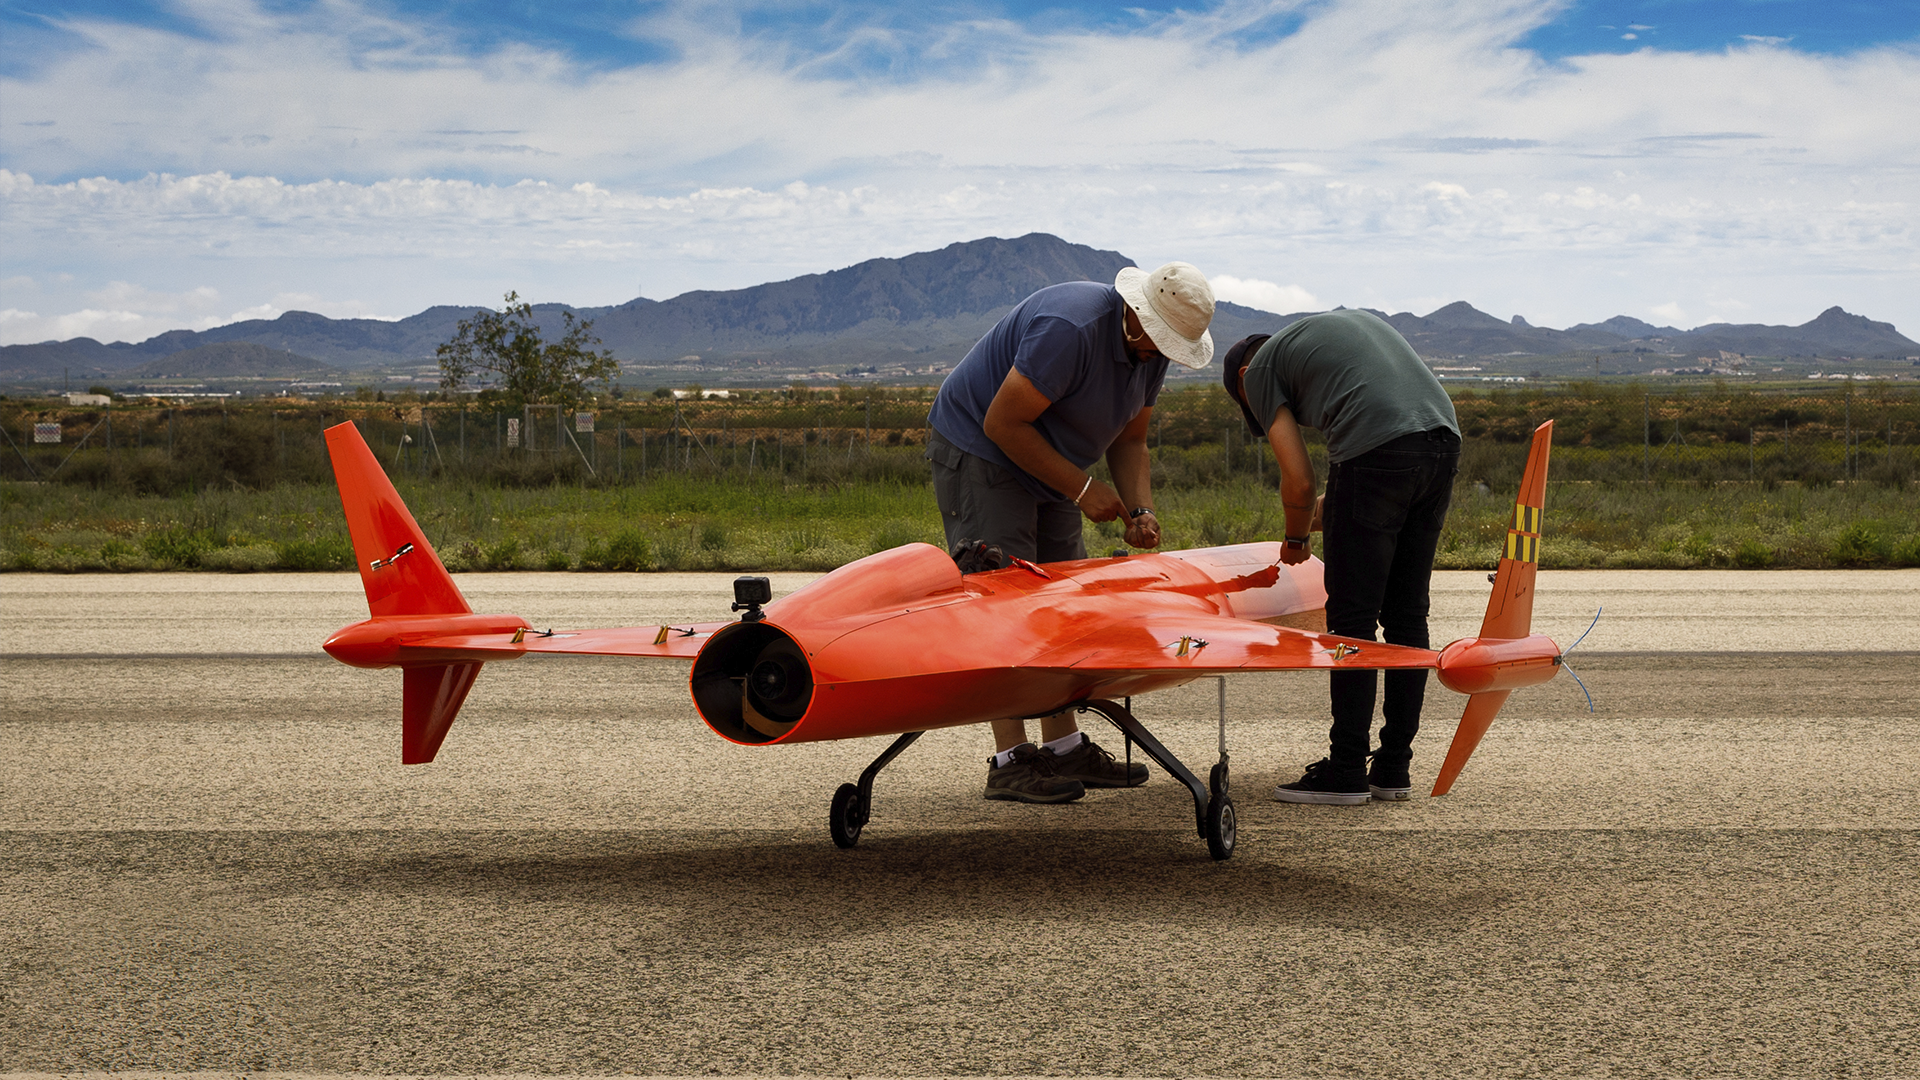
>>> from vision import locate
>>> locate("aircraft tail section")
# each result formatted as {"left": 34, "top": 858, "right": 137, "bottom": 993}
{"left": 1477, "top": 419, "right": 1552, "bottom": 641}
{"left": 1430, "top": 420, "right": 1557, "bottom": 796}
{"left": 324, "top": 421, "right": 512, "bottom": 764}
{"left": 325, "top": 421, "right": 471, "bottom": 618}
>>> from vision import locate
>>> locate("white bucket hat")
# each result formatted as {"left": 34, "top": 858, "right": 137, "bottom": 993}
{"left": 1115, "top": 261, "right": 1216, "bottom": 369}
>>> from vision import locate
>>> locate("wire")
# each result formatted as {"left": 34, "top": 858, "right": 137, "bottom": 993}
{"left": 1559, "top": 605, "right": 1602, "bottom": 713}
{"left": 1564, "top": 606, "right": 1603, "bottom": 656}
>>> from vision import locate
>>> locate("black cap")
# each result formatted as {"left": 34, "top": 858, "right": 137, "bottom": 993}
{"left": 1222, "top": 334, "right": 1272, "bottom": 437}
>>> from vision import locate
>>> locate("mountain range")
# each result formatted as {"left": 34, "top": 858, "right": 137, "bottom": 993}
{"left": 4, "top": 233, "right": 1915, "bottom": 380}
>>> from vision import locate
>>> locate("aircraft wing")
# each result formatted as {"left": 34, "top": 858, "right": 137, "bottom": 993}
{"left": 399, "top": 621, "right": 733, "bottom": 661}
{"left": 1024, "top": 611, "right": 1440, "bottom": 675}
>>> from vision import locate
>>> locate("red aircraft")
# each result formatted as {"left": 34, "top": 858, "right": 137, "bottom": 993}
{"left": 322, "top": 419, "right": 1562, "bottom": 860}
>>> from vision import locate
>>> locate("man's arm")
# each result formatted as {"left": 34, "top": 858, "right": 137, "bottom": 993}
{"left": 1106, "top": 406, "right": 1159, "bottom": 548}
{"left": 1264, "top": 405, "right": 1318, "bottom": 565}
{"left": 982, "top": 369, "right": 1126, "bottom": 522}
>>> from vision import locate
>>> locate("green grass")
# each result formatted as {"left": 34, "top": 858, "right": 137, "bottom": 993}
{"left": 4, "top": 471, "right": 1917, "bottom": 572}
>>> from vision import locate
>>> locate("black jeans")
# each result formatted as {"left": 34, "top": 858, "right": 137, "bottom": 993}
{"left": 1321, "top": 428, "right": 1460, "bottom": 767}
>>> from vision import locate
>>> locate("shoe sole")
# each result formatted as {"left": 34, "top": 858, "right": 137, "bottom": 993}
{"left": 984, "top": 787, "right": 1086, "bottom": 804}
{"left": 1370, "top": 784, "right": 1413, "bottom": 801}
{"left": 1068, "top": 774, "right": 1150, "bottom": 788}
{"left": 1272, "top": 787, "right": 1370, "bottom": 806}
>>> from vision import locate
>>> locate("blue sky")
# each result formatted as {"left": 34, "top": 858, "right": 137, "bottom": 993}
{"left": 2, "top": 0, "right": 1916, "bottom": 345}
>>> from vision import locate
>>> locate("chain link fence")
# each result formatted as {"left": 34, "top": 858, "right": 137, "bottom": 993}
{"left": 4, "top": 384, "right": 1916, "bottom": 492}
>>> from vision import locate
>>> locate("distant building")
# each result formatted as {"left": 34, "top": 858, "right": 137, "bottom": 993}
{"left": 670, "top": 389, "right": 731, "bottom": 399}
{"left": 64, "top": 392, "right": 111, "bottom": 406}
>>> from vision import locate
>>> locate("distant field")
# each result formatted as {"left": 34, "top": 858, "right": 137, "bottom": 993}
{"left": 3, "top": 382, "right": 1916, "bottom": 571}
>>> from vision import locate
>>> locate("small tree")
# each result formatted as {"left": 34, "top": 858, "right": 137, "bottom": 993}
{"left": 437, "top": 291, "right": 619, "bottom": 409}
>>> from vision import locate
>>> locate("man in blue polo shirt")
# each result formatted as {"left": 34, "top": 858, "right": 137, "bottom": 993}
{"left": 927, "top": 262, "right": 1217, "bottom": 803}
{"left": 1221, "top": 309, "right": 1461, "bottom": 805}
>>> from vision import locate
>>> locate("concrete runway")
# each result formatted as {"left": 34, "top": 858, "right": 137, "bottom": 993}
{"left": 3, "top": 570, "right": 1917, "bottom": 1078}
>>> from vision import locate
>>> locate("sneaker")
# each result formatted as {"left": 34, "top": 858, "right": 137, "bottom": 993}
{"left": 985, "top": 743, "right": 1086, "bottom": 804}
{"left": 1368, "top": 751, "right": 1413, "bottom": 802}
{"left": 1048, "top": 735, "right": 1149, "bottom": 788}
{"left": 1273, "top": 758, "right": 1370, "bottom": 805}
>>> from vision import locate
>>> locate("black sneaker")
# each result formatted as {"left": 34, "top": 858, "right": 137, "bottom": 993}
{"left": 1047, "top": 735, "right": 1149, "bottom": 788}
{"left": 985, "top": 743, "right": 1086, "bottom": 804}
{"left": 1273, "top": 758, "right": 1370, "bottom": 806}
{"left": 1368, "top": 751, "right": 1413, "bottom": 802}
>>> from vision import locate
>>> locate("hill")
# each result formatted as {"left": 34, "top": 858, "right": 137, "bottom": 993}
{"left": 2, "top": 234, "right": 1914, "bottom": 380}
{"left": 126, "top": 342, "right": 339, "bottom": 379}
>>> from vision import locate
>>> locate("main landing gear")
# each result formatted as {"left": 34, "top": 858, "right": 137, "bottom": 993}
{"left": 1077, "top": 693, "right": 1235, "bottom": 861}
{"left": 824, "top": 681, "right": 1237, "bottom": 860}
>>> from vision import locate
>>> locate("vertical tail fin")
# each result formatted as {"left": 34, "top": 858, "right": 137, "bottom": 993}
{"left": 1432, "top": 420, "right": 1554, "bottom": 796}
{"left": 325, "top": 421, "right": 486, "bottom": 764}
{"left": 325, "top": 421, "right": 471, "bottom": 618}
{"left": 1477, "top": 420, "right": 1552, "bottom": 640}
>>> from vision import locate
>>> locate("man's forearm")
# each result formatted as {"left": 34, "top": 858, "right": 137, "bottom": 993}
{"left": 986, "top": 416, "right": 1088, "bottom": 498}
{"left": 1105, "top": 437, "right": 1152, "bottom": 509}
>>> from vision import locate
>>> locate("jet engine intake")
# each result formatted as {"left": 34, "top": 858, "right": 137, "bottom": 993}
{"left": 692, "top": 622, "right": 815, "bottom": 743}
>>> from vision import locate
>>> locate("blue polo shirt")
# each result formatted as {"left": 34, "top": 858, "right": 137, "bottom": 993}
{"left": 929, "top": 282, "right": 1170, "bottom": 500}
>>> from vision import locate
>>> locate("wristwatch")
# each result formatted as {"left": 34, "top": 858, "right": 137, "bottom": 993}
{"left": 1283, "top": 535, "right": 1310, "bottom": 550}
{"left": 1129, "top": 507, "right": 1155, "bottom": 519}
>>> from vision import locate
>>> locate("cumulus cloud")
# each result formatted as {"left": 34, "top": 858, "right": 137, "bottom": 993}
{"left": 1, "top": 0, "right": 1916, "bottom": 343}
{"left": 1211, "top": 275, "right": 1322, "bottom": 314}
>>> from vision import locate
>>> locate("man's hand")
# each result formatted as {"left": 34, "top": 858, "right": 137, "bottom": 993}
{"left": 1279, "top": 538, "right": 1311, "bottom": 566}
{"left": 1123, "top": 510, "right": 1161, "bottom": 549}
{"left": 1077, "top": 478, "right": 1126, "bottom": 523}
{"left": 1311, "top": 494, "right": 1324, "bottom": 533}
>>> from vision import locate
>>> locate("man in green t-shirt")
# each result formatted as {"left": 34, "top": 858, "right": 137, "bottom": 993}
{"left": 1221, "top": 309, "right": 1461, "bottom": 804}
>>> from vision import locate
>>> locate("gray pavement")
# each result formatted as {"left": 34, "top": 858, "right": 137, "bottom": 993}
{"left": 2, "top": 570, "right": 1917, "bottom": 1078}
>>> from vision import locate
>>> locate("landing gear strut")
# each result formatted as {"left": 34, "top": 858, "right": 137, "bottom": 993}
{"left": 1078, "top": 682, "right": 1236, "bottom": 860}
{"left": 828, "top": 730, "right": 924, "bottom": 849}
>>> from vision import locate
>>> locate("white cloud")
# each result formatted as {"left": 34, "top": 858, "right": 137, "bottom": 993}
{"left": 1210, "top": 275, "right": 1322, "bottom": 314}
{"left": 1652, "top": 301, "right": 1687, "bottom": 324}
{"left": 1, "top": 0, "right": 1916, "bottom": 342}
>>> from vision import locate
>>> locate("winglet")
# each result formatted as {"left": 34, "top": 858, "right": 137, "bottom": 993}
{"left": 1432, "top": 420, "right": 1554, "bottom": 796}
{"left": 325, "top": 421, "right": 470, "bottom": 618}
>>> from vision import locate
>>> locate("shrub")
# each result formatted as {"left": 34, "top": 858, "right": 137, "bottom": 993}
{"left": 1733, "top": 539, "right": 1773, "bottom": 568}
{"left": 276, "top": 535, "right": 354, "bottom": 571}
{"left": 482, "top": 537, "right": 526, "bottom": 570}
{"left": 1892, "top": 534, "right": 1920, "bottom": 568}
{"left": 142, "top": 525, "right": 217, "bottom": 567}
{"left": 1829, "top": 523, "right": 1887, "bottom": 566}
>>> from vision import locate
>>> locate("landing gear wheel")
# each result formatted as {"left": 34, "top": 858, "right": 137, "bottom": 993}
{"left": 1205, "top": 792, "right": 1236, "bottom": 861}
{"left": 829, "top": 783, "right": 865, "bottom": 849}
{"left": 1209, "top": 761, "right": 1230, "bottom": 798}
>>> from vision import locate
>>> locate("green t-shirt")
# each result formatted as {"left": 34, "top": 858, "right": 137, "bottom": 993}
{"left": 1243, "top": 309, "right": 1458, "bottom": 463}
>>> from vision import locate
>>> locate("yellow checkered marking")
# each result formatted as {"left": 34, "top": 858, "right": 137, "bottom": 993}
{"left": 1504, "top": 531, "right": 1538, "bottom": 563}
{"left": 1512, "top": 504, "right": 1541, "bottom": 533}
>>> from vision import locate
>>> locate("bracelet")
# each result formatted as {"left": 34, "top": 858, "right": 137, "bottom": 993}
{"left": 1074, "top": 476, "right": 1093, "bottom": 504}
{"left": 1129, "top": 507, "right": 1155, "bottom": 519}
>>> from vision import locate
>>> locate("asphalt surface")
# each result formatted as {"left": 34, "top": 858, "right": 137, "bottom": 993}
{"left": 3, "top": 570, "right": 1917, "bottom": 1079}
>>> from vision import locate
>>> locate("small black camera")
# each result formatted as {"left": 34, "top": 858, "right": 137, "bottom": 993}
{"left": 732, "top": 575, "right": 772, "bottom": 621}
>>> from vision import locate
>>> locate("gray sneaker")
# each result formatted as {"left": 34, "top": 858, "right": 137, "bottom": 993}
{"left": 985, "top": 743, "right": 1086, "bottom": 804}
{"left": 1048, "top": 735, "right": 1149, "bottom": 788}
